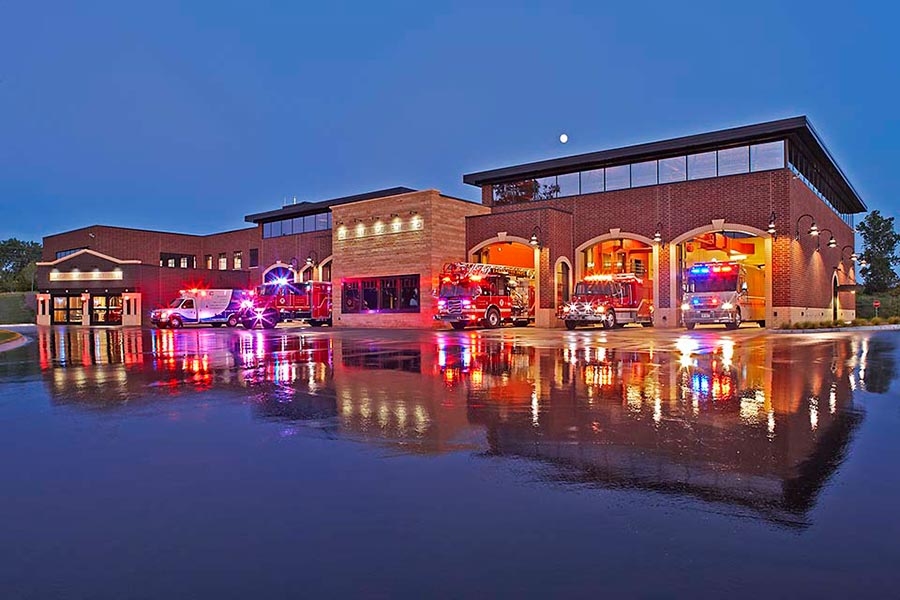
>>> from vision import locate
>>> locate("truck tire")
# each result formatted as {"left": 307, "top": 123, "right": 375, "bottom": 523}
{"left": 641, "top": 321, "right": 653, "bottom": 327}
{"left": 725, "top": 310, "right": 742, "bottom": 330}
{"left": 685, "top": 322, "right": 696, "bottom": 330}
{"left": 226, "top": 315, "right": 239, "bottom": 328}
{"left": 261, "top": 309, "right": 278, "bottom": 329}
{"left": 565, "top": 320, "right": 578, "bottom": 330}
{"left": 451, "top": 322, "right": 467, "bottom": 331}
{"left": 169, "top": 316, "right": 183, "bottom": 329}
{"left": 513, "top": 320, "right": 529, "bottom": 327}
{"left": 602, "top": 310, "right": 617, "bottom": 329}
{"left": 485, "top": 308, "right": 501, "bottom": 329}
{"left": 241, "top": 319, "right": 255, "bottom": 329}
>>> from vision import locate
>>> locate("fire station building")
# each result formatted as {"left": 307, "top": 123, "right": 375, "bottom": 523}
{"left": 35, "top": 116, "right": 865, "bottom": 329}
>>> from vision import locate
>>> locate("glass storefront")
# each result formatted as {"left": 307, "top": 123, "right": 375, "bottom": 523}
{"left": 91, "top": 294, "right": 123, "bottom": 325}
{"left": 52, "top": 295, "right": 83, "bottom": 324}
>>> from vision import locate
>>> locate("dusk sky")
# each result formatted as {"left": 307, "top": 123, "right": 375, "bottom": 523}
{"left": 2, "top": 1, "right": 896, "bottom": 241}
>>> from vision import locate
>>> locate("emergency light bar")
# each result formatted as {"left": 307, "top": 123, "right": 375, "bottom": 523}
{"left": 584, "top": 273, "right": 643, "bottom": 283}
{"left": 689, "top": 262, "right": 737, "bottom": 276}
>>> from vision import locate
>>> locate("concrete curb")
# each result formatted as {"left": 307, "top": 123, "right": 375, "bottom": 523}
{"left": 0, "top": 331, "right": 30, "bottom": 353}
{"left": 770, "top": 324, "right": 900, "bottom": 334}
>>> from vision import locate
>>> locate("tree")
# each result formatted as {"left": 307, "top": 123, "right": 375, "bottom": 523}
{"left": 857, "top": 211, "right": 900, "bottom": 294}
{"left": 0, "top": 238, "right": 43, "bottom": 292}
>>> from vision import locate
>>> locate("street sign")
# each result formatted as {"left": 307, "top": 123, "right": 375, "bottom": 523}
{"left": 874, "top": 300, "right": 881, "bottom": 308}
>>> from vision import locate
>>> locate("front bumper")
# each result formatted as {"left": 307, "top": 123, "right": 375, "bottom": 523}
{"left": 682, "top": 309, "right": 738, "bottom": 324}
{"left": 435, "top": 312, "right": 479, "bottom": 323}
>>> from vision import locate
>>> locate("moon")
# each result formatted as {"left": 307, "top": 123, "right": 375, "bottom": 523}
{"left": 559, "top": 133, "right": 568, "bottom": 144}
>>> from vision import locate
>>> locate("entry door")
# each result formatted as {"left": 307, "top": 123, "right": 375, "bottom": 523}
{"left": 52, "top": 295, "right": 83, "bottom": 324}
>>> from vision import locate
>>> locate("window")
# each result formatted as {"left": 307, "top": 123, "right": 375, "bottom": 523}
{"left": 161, "top": 253, "right": 194, "bottom": 269}
{"left": 261, "top": 212, "right": 333, "bottom": 238}
{"left": 205, "top": 255, "right": 213, "bottom": 269}
{"left": 179, "top": 257, "right": 189, "bottom": 269}
{"left": 687, "top": 151, "right": 717, "bottom": 180}
{"left": 52, "top": 295, "right": 83, "bottom": 324}
{"left": 167, "top": 258, "right": 176, "bottom": 268}
{"left": 342, "top": 275, "right": 420, "bottom": 313}
{"left": 659, "top": 156, "right": 686, "bottom": 183}
{"left": 534, "top": 176, "right": 559, "bottom": 200}
{"left": 218, "top": 253, "right": 227, "bottom": 270}
{"left": 751, "top": 140, "right": 785, "bottom": 171}
{"left": 556, "top": 261, "right": 570, "bottom": 305}
{"left": 717, "top": 146, "right": 749, "bottom": 176}
{"left": 182, "top": 299, "right": 195, "bottom": 309}
{"left": 581, "top": 169, "right": 604, "bottom": 194}
{"left": 263, "top": 222, "right": 272, "bottom": 238}
{"left": 605, "top": 165, "right": 630, "bottom": 191}
{"left": 249, "top": 248, "right": 259, "bottom": 268}
{"left": 292, "top": 217, "right": 304, "bottom": 234}
{"left": 281, "top": 218, "right": 293, "bottom": 236}
{"left": 91, "top": 294, "right": 123, "bottom": 325}
{"left": 631, "top": 160, "right": 658, "bottom": 187}
{"left": 55, "top": 248, "right": 86, "bottom": 260}
{"left": 233, "top": 251, "right": 243, "bottom": 270}
{"left": 316, "top": 213, "right": 330, "bottom": 231}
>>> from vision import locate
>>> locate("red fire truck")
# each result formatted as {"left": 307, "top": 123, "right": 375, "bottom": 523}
{"left": 557, "top": 273, "right": 653, "bottom": 330}
{"left": 435, "top": 262, "right": 534, "bottom": 330}
{"left": 240, "top": 278, "right": 332, "bottom": 329}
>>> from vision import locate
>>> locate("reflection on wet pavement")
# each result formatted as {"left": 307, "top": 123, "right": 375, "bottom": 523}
{"left": 20, "top": 326, "right": 888, "bottom": 528}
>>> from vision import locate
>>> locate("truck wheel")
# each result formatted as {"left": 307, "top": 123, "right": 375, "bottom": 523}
{"left": 758, "top": 320, "right": 766, "bottom": 328}
{"left": 309, "top": 320, "right": 322, "bottom": 327}
{"left": 685, "top": 322, "right": 696, "bottom": 330}
{"left": 641, "top": 320, "right": 653, "bottom": 327}
{"left": 485, "top": 308, "right": 501, "bottom": 329}
{"left": 513, "top": 320, "right": 529, "bottom": 327}
{"left": 261, "top": 309, "right": 278, "bottom": 329}
{"left": 241, "top": 319, "right": 255, "bottom": 329}
{"left": 169, "top": 316, "right": 183, "bottom": 329}
{"left": 602, "top": 310, "right": 617, "bottom": 329}
{"left": 725, "top": 311, "right": 742, "bottom": 330}
{"left": 211, "top": 323, "right": 223, "bottom": 328}
{"left": 156, "top": 322, "right": 168, "bottom": 329}
{"left": 565, "top": 320, "right": 578, "bottom": 330}
{"left": 451, "top": 322, "right": 467, "bottom": 331}
{"left": 226, "top": 315, "right": 239, "bottom": 328}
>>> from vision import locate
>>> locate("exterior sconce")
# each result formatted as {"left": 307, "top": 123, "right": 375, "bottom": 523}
{"left": 529, "top": 226, "right": 542, "bottom": 248}
{"left": 767, "top": 212, "right": 777, "bottom": 237}
{"left": 818, "top": 228, "right": 837, "bottom": 250}
{"left": 653, "top": 222, "right": 666, "bottom": 246}
{"left": 795, "top": 214, "right": 818, "bottom": 240}
{"left": 306, "top": 250, "right": 319, "bottom": 267}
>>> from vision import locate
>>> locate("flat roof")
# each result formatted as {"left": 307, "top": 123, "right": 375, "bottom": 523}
{"left": 463, "top": 116, "right": 865, "bottom": 213}
{"left": 244, "top": 187, "right": 417, "bottom": 223}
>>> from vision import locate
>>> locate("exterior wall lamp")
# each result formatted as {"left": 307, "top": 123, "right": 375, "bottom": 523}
{"left": 817, "top": 228, "right": 837, "bottom": 250}
{"left": 767, "top": 212, "right": 777, "bottom": 237}
{"left": 306, "top": 250, "right": 319, "bottom": 267}
{"left": 653, "top": 222, "right": 667, "bottom": 247}
{"left": 840, "top": 245, "right": 859, "bottom": 262}
{"left": 529, "top": 226, "right": 542, "bottom": 248}
{"left": 795, "top": 214, "right": 818, "bottom": 240}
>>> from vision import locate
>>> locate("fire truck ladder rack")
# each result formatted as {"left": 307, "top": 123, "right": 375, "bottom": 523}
{"left": 442, "top": 262, "right": 535, "bottom": 279}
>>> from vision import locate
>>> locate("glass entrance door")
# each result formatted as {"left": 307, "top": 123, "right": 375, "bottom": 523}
{"left": 51, "top": 295, "right": 84, "bottom": 324}
{"left": 91, "top": 294, "right": 123, "bottom": 325}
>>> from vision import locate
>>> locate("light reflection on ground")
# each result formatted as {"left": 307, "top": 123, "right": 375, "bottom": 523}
{"left": 0, "top": 325, "right": 897, "bottom": 597}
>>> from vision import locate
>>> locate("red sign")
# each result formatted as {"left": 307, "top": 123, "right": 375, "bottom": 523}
{"left": 874, "top": 300, "right": 881, "bottom": 308}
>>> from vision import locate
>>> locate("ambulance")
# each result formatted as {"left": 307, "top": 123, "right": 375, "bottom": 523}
{"left": 681, "top": 262, "right": 765, "bottom": 329}
{"left": 150, "top": 289, "right": 248, "bottom": 329}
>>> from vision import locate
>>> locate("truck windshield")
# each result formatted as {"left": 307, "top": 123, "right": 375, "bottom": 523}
{"left": 575, "top": 282, "right": 620, "bottom": 296}
{"left": 686, "top": 274, "right": 739, "bottom": 293}
{"left": 168, "top": 299, "right": 183, "bottom": 308}
{"left": 439, "top": 282, "right": 481, "bottom": 298}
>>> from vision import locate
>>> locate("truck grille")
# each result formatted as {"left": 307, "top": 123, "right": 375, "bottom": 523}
{"left": 446, "top": 299, "right": 462, "bottom": 314}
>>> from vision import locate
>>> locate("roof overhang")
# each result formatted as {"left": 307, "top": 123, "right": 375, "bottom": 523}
{"left": 244, "top": 187, "right": 417, "bottom": 224}
{"left": 463, "top": 116, "right": 865, "bottom": 214}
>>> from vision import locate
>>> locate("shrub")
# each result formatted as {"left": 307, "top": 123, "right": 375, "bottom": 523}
{"left": 851, "top": 318, "right": 869, "bottom": 327}
{"left": 870, "top": 316, "right": 884, "bottom": 326}
{"left": 888, "top": 316, "right": 900, "bottom": 325}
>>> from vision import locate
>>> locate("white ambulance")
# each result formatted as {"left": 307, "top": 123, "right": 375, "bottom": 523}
{"left": 150, "top": 289, "right": 249, "bottom": 329}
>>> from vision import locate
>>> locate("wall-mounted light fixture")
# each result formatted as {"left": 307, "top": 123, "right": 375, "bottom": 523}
{"left": 767, "top": 212, "right": 777, "bottom": 237}
{"left": 529, "top": 225, "right": 542, "bottom": 248}
{"left": 817, "top": 228, "right": 837, "bottom": 250}
{"left": 795, "top": 214, "right": 818, "bottom": 240}
{"left": 306, "top": 250, "right": 319, "bottom": 267}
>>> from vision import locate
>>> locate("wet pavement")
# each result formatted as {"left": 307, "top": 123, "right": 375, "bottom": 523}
{"left": 1, "top": 325, "right": 898, "bottom": 598}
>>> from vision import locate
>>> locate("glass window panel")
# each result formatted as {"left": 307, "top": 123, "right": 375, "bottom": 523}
{"left": 380, "top": 277, "right": 398, "bottom": 310}
{"left": 687, "top": 152, "right": 717, "bottom": 180}
{"left": 205, "top": 255, "right": 213, "bottom": 269}
{"left": 263, "top": 222, "right": 272, "bottom": 239}
{"left": 290, "top": 217, "right": 302, "bottom": 234}
{"left": 304, "top": 215, "right": 316, "bottom": 232}
{"left": 361, "top": 280, "right": 378, "bottom": 311}
{"left": 605, "top": 165, "right": 630, "bottom": 190}
{"left": 717, "top": 146, "right": 749, "bottom": 176}
{"left": 281, "top": 218, "right": 293, "bottom": 236}
{"left": 750, "top": 140, "right": 785, "bottom": 171}
{"left": 534, "top": 176, "right": 559, "bottom": 200}
{"left": 557, "top": 173, "right": 579, "bottom": 197}
{"left": 233, "top": 251, "right": 242, "bottom": 270}
{"left": 326, "top": 212, "right": 333, "bottom": 229}
{"left": 581, "top": 169, "right": 604, "bottom": 194}
{"left": 315, "top": 213, "right": 329, "bottom": 230}
{"left": 270, "top": 220, "right": 282, "bottom": 237}
{"left": 342, "top": 282, "right": 360, "bottom": 313}
{"left": 493, "top": 182, "right": 534, "bottom": 203}
{"left": 249, "top": 249, "right": 259, "bottom": 268}
{"left": 659, "top": 156, "right": 686, "bottom": 183}
{"left": 631, "top": 160, "right": 658, "bottom": 187}
{"left": 400, "top": 276, "right": 420, "bottom": 310}
{"left": 179, "top": 257, "right": 189, "bottom": 268}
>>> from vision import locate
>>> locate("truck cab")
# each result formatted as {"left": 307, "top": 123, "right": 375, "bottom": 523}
{"left": 558, "top": 274, "right": 653, "bottom": 330}
{"left": 680, "top": 262, "right": 765, "bottom": 330}
{"left": 240, "top": 279, "right": 332, "bottom": 329}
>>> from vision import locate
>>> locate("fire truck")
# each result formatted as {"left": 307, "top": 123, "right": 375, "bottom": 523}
{"left": 557, "top": 274, "right": 653, "bottom": 330}
{"left": 240, "top": 278, "right": 332, "bottom": 329}
{"left": 680, "top": 261, "right": 765, "bottom": 330}
{"left": 435, "top": 262, "right": 534, "bottom": 330}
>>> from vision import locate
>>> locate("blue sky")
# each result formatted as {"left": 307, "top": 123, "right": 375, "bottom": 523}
{"left": 1, "top": 1, "right": 897, "bottom": 241}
